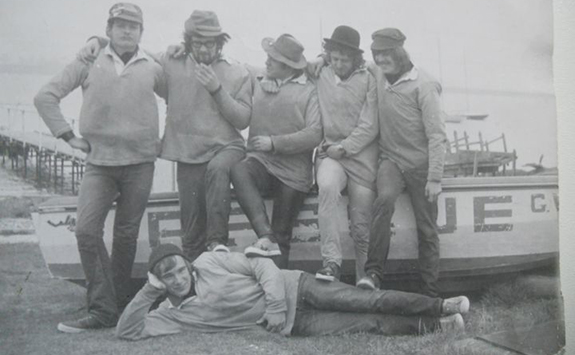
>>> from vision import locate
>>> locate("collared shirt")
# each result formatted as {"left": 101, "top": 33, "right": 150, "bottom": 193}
{"left": 371, "top": 63, "right": 447, "bottom": 181}
{"left": 104, "top": 44, "right": 151, "bottom": 75}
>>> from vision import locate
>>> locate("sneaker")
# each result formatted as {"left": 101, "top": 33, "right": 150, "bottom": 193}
{"left": 207, "top": 242, "right": 230, "bottom": 253}
{"left": 244, "top": 237, "right": 281, "bottom": 257}
{"left": 57, "top": 315, "right": 113, "bottom": 333}
{"left": 356, "top": 273, "right": 381, "bottom": 290}
{"left": 442, "top": 296, "right": 470, "bottom": 315}
{"left": 439, "top": 314, "right": 465, "bottom": 333}
{"left": 315, "top": 262, "right": 340, "bottom": 282}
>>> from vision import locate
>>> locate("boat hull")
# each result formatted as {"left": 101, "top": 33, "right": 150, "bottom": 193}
{"left": 33, "top": 175, "right": 559, "bottom": 292}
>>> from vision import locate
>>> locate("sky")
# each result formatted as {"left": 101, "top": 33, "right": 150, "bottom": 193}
{"left": 0, "top": 0, "right": 557, "bottom": 167}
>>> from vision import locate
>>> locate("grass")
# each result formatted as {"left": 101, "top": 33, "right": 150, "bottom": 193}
{"left": 0, "top": 243, "right": 564, "bottom": 355}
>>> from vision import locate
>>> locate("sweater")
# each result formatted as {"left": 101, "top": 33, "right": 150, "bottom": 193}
{"left": 247, "top": 75, "right": 322, "bottom": 192}
{"left": 34, "top": 47, "right": 166, "bottom": 166}
{"left": 315, "top": 66, "right": 379, "bottom": 189}
{"left": 115, "top": 252, "right": 302, "bottom": 340}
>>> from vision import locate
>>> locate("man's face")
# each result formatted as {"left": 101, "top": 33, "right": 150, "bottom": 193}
{"left": 190, "top": 35, "right": 219, "bottom": 65}
{"left": 107, "top": 18, "right": 142, "bottom": 53}
{"left": 330, "top": 50, "right": 355, "bottom": 80}
{"left": 265, "top": 55, "right": 292, "bottom": 80}
{"left": 373, "top": 50, "right": 400, "bottom": 75}
{"left": 159, "top": 256, "right": 192, "bottom": 298}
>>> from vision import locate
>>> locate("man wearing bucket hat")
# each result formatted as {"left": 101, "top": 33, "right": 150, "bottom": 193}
{"left": 355, "top": 28, "right": 448, "bottom": 297}
{"left": 34, "top": 2, "right": 167, "bottom": 333}
{"left": 311, "top": 25, "right": 378, "bottom": 283}
{"left": 78, "top": 10, "right": 253, "bottom": 261}
{"left": 116, "top": 243, "right": 469, "bottom": 340}
{"left": 230, "top": 34, "right": 322, "bottom": 268}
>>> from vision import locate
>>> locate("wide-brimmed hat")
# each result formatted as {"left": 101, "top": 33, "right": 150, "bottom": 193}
{"left": 108, "top": 2, "right": 143, "bottom": 25}
{"left": 184, "top": 10, "right": 230, "bottom": 39}
{"left": 261, "top": 34, "right": 307, "bottom": 69}
{"left": 324, "top": 25, "right": 363, "bottom": 53}
{"left": 371, "top": 28, "right": 406, "bottom": 51}
{"left": 148, "top": 243, "right": 188, "bottom": 272}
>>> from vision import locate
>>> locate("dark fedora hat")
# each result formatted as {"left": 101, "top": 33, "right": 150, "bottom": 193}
{"left": 324, "top": 25, "right": 363, "bottom": 53}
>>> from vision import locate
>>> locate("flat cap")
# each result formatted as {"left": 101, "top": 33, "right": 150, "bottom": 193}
{"left": 371, "top": 28, "right": 406, "bottom": 50}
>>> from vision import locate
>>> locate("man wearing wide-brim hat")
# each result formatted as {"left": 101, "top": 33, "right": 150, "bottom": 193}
{"left": 77, "top": 10, "right": 253, "bottom": 261}
{"left": 355, "top": 28, "right": 448, "bottom": 298}
{"left": 230, "top": 34, "right": 322, "bottom": 268}
{"left": 311, "top": 25, "right": 379, "bottom": 284}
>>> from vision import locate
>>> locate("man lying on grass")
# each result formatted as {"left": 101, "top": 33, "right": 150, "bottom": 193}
{"left": 116, "top": 244, "right": 470, "bottom": 339}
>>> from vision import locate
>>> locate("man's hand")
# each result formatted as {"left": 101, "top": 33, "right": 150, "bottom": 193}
{"left": 68, "top": 137, "right": 91, "bottom": 153}
{"left": 248, "top": 136, "right": 273, "bottom": 152}
{"left": 147, "top": 272, "right": 167, "bottom": 291}
{"left": 306, "top": 56, "right": 326, "bottom": 78}
{"left": 256, "top": 312, "right": 286, "bottom": 333}
{"left": 77, "top": 38, "right": 101, "bottom": 64}
{"left": 425, "top": 181, "right": 442, "bottom": 202}
{"left": 326, "top": 144, "right": 345, "bottom": 160}
{"left": 166, "top": 43, "right": 186, "bottom": 58}
{"left": 194, "top": 63, "right": 221, "bottom": 93}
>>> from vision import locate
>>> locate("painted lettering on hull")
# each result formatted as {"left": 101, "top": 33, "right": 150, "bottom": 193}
{"left": 473, "top": 196, "right": 513, "bottom": 232}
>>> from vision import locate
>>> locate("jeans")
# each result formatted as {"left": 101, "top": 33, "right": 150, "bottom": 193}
{"left": 231, "top": 157, "right": 306, "bottom": 269}
{"left": 291, "top": 273, "right": 441, "bottom": 336}
{"left": 316, "top": 157, "right": 374, "bottom": 279}
{"left": 364, "top": 160, "right": 440, "bottom": 297}
{"left": 75, "top": 162, "right": 154, "bottom": 325}
{"left": 177, "top": 149, "right": 245, "bottom": 262}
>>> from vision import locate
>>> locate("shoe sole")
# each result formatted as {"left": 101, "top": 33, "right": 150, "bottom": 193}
{"left": 356, "top": 280, "right": 376, "bottom": 290}
{"left": 315, "top": 273, "right": 335, "bottom": 282}
{"left": 212, "top": 245, "right": 230, "bottom": 253}
{"left": 57, "top": 323, "right": 87, "bottom": 333}
{"left": 443, "top": 296, "right": 470, "bottom": 315}
{"left": 244, "top": 246, "right": 281, "bottom": 257}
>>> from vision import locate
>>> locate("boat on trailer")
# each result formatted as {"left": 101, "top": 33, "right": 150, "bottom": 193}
{"left": 33, "top": 174, "right": 559, "bottom": 293}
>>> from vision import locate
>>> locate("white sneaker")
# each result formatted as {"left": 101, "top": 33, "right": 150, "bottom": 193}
{"left": 244, "top": 237, "right": 281, "bottom": 257}
{"left": 439, "top": 314, "right": 465, "bottom": 333}
{"left": 442, "top": 296, "right": 470, "bottom": 315}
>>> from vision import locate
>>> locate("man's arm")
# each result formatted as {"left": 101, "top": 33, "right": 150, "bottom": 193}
{"left": 115, "top": 282, "right": 182, "bottom": 340}
{"left": 339, "top": 73, "right": 379, "bottom": 156}
{"left": 270, "top": 89, "right": 323, "bottom": 154}
{"left": 419, "top": 81, "right": 448, "bottom": 201}
{"left": 33, "top": 60, "right": 90, "bottom": 151}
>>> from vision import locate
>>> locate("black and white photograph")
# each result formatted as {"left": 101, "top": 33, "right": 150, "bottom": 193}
{"left": 1, "top": 0, "right": 572, "bottom": 354}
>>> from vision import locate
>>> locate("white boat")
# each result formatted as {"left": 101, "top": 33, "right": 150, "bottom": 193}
{"left": 33, "top": 174, "right": 559, "bottom": 293}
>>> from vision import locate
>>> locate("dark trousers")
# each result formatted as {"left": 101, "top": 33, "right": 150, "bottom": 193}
{"left": 291, "top": 273, "right": 441, "bottom": 336}
{"left": 231, "top": 157, "right": 305, "bottom": 268}
{"left": 177, "top": 149, "right": 245, "bottom": 262}
{"left": 365, "top": 160, "right": 440, "bottom": 297}
{"left": 75, "top": 162, "right": 154, "bottom": 325}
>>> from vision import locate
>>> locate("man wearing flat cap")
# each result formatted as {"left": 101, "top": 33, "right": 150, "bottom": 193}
{"left": 230, "top": 34, "right": 322, "bottom": 268}
{"left": 356, "top": 28, "right": 448, "bottom": 298}
{"left": 35, "top": 2, "right": 167, "bottom": 333}
{"left": 79, "top": 10, "right": 253, "bottom": 261}
{"left": 312, "top": 25, "right": 379, "bottom": 283}
{"left": 116, "top": 243, "right": 469, "bottom": 340}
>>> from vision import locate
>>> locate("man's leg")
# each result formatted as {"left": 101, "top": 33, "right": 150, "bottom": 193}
{"left": 231, "top": 157, "right": 274, "bottom": 239}
{"left": 361, "top": 160, "right": 404, "bottom": 286}
{"left": 270, "top": 179, "right": 306, "bottom": 269}
{"left": 316, "top": 157, "right": 348, "bottom": 275}
{"left": 347, "top": 179, "right": 376, "bottom": 280}
{"left": 205, "top": 148, "right": 245, "bottom": 247}
{"left": 73, "top": 164, "right": 120, "bottom": 326}
{"left": 177, "top": 162, "right": 208, "bottom": 262}
{"left": 404, "top": 170, "right": 441, "bottom": 297}
{"left": 111, "top": 162, "right": 155, "bottom": 310}
{"left": 292, "top": 309, "right": 438, "bottom": 336}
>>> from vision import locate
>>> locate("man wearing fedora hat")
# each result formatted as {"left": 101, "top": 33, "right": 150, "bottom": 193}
{"left": 35, "top": 2, "right": 168, "bottom": 332}
{"left": 355, "top": 28, "right": 448, "bottom": 297}
{"left": 78, "top": 10, "right": 253, "bottom": 261}
{"left": 116, "top": 243, "right": 469, "bottom": 340}
{"left": 312, "top": 25, "right": 379, "bottom": 283}
{"left": 230, "top": 34, "right": 322, "bottom": 268}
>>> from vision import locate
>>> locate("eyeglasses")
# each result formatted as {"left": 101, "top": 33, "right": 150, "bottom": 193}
{"left": 191, "top": 40, "right": 217, "bottom": 49}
